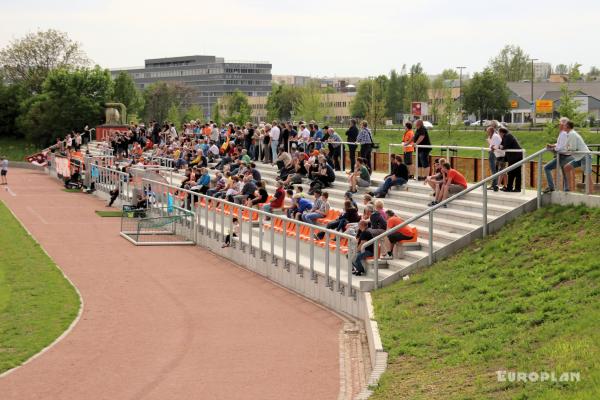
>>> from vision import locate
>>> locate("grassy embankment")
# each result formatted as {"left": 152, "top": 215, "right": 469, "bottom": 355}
{"left": 372, "top": 205, "right": 600, "bottom": 399}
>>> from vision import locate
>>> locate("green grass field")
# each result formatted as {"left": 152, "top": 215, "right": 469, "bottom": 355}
{"left": 0, "top": 137, "right": 40, "bottom": 161}
{"left": 374, "top": 129, "right": 600, "bottom": 160}
{"left": 0, "top": 201, "right": 80, "bottom": 373}
{"left": 371, "top": 205, "right": 600, "bottom": 399}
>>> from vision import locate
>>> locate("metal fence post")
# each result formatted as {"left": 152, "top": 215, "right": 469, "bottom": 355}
{"left": 537, "top": 153, "right": 543, "bottom": 209}
{"left": 428, "top": 211, "right": 434, "bottom": 265}
{"left": 482, "top": 185, "right": 488, "bottom": 237}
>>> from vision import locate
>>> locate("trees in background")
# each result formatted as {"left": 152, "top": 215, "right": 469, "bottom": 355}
{"left": 142, "top": 81, "right": 195, "bottom": 124}
{"left": 488, "top": 45, "right": 531, "bottom": 82}
{"left": 266, "top": 83, "right": 302, "bottom": 121}
{"left": 385, "top": 68, "right": 407, "bottom": 121}
{"left": 17, "top": 66, "right": 113, "bottom": 146}
{"left": 351, "top": 77, "right": 387, "bottom": 133}
{"left": 405, "top": 63, "right": 430, "bottom": 111}
{"left": 223, "top": 89, "right": 251, "bottom": 126}
{"left": 558, "top": 85, "right": 587, "bottom": 126}
{"left": 0, "top": 75, "right": 26, "bottom": 138}
{"left": 462, "top": 68, "right": 509, "bottom": 122}
{"left": 295, "top": 81, "right": 331, "bottom": 123}
{"left": 0, "top": 29, "right": 89, "bottom": 95}
{"left": 112, "top": 72, "right": 144, "bottom": 121}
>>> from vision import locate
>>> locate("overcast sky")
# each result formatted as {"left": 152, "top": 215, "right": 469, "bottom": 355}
{"left": 1, "top": 0, "right": 598, "bottom": 77}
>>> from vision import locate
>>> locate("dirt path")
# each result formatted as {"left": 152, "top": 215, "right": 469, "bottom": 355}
{"left": 0, "top": 169, "right": 342, "bottom": 400}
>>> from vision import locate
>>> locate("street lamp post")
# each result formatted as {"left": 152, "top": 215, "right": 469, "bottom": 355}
{"left": 530, "top": 58, "right": 538, "bottom": 127}
{"left": 456, "top": 66, "right": 466, "bottom": 117}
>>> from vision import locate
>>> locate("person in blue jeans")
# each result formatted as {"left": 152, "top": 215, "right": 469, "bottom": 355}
{"left": 301, "top": 191, "right": 329, "bottom": 224}
{"left": 543, "top": 118, "right": 572, "bottom": 193}
{"left": 352, "top": 220, "right": 373, "bottom": 276}
{"left": 371, "top": 155, "right": 408, "bottom": 198}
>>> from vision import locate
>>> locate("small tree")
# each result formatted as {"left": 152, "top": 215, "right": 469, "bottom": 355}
{"left": 365, "top": 78, "right": 387, "bottom": 134}
{"left": 181, "top": 104, "right": 204, "bottom": 123}
{"left": 166, "top": 104, "right": 181, "bottom": 127}
{"left": 212, "top": 102, "right": 222, "bottom": 125}
{"left": 558, "top": 85, "right": 587, "bottom": 126}
{"left": 112, "top": 72, "right": 144, "bottom": 119}
{"left": 463, "top": 68, "right": 510, "bottom": 121}
{"left": 294, "top": 80, "right": 331, "bottom": 123}
{"left": 224, "top": 89, "right": 251, "bottom": 125}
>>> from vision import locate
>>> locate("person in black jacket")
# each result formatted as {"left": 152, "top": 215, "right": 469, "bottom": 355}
{"left": 498, "top": 127, "right": 523, "bottom": 192}
{"left": 345, "top": 119, "right": 359, "bottom": 172}
{"left": 370, "top": 154, "right": 409, "bottom": 198}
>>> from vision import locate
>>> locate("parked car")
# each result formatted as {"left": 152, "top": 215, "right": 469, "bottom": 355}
{"left": 463, "top": 120, "right": 472, "bottom": 126}
{"left": 422, "top": 121, "right": 434, "bottom": 129}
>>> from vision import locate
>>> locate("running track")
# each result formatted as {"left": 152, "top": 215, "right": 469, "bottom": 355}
{"left": 0, "top": 169, "right": 342, "bottom": 400}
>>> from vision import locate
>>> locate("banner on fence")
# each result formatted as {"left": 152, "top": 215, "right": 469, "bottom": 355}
{"left": 55, "top": 156, "right": 71, "bottom": 177}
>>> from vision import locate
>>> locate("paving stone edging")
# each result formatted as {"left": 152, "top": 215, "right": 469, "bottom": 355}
{"left": 354, "top": 292, "right": 388, "bottom": 399}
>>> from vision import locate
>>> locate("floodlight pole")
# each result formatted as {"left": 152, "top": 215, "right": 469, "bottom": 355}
{"left": 530, "top": 59, "right": 538, "bottom": 127}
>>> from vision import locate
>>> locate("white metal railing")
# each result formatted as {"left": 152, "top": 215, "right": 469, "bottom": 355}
{"left": 554, "top": 150, "right": 600, "bottom": 195}
{"left": 141, "top": 178, "right": 359, "bottom": 297}
{"left": 389, "top": 143, "right": 527, "bottom": 191}
{"left": 362, "top": 147, "right": 550, "bottom": 288}
{"left": 89, "top": 163, "right": 132, "bottom": 203}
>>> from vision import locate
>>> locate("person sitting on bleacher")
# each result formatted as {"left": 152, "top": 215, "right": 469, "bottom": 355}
{"left": 206, "top": 172, "right": 226, "bottom": 197}
{"left": 302, "top": 190, "right": 330, "bottom": 224}
{"left": 348, "top": 157, "right": 371, "bottom": 193}
{"left": 429, "top": 162, "right": 468, "bottom": 207}
{"left": 309, "top": 155, "right": 335, "bottom": 194}
{"left": 380, "top": 210, "right": 415, "bottom": 260}
{"left": 370, "top": 154, "right": 408, "bottom": 198}
{"left": 190, "top": 167, "right": 211, "bottom": 195}
{"left": 314, "top": 199, "right": 360, "bottom": 240}
{"left": 262, "top": 180, "right": 286, "bottom": 214}
{"left": 246, "top": 180, "right": 269, "bottom": 207}
{"left": 275, "top": 148, "right": 292, "bottom": 171}
{"left": 352, "top": 220, "right": 372, "bottom": 276}
{"left": 233, "top": 174, "right": 257, "bottom": 204}
{"left": 424, "top": 158, "right": 446, "bottom": 196}
{"left": 278, "top": 157, "right": 307, "bottom": 188}
{"left": 290, "top": 194, "right": 313, "bottom": 219}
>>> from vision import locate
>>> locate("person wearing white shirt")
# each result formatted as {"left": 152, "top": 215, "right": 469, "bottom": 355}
{"left": 270, "top": 121, "right": 281, "bottom": 164}
{"left": 299, "top": 124, "right": 310, "bottom": 152}
{"left": 563, "top": 121, "right": 593, "bottom": 193}
{"left": 543, "top": 117, "right": 573, "bottom": 192}
{"left": 486, "top": 126, "right": 504, "bottom": 191}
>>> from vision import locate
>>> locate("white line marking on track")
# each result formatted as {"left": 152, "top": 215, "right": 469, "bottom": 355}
{"left": 4, "top": 186, "right": 16, "bottom": 196}
{"left": 27, "top": 206, "right": 49, "bottom": 225}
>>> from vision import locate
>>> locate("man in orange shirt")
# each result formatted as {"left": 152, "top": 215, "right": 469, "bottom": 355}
{"left": 380, "top": 210, "right": 415, "bottom": 260}
{"left": 430, "top": 162, "right": 468, "bottom": 207}
{"left": 402, "top": 122, "right": 415, "bottom": 179}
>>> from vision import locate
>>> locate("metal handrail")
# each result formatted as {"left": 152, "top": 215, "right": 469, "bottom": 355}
{"left": 361, "top": 147, "right": 550, "bottom": 288}
{"left": 141, "top": 177, "right": 358, "bottom": 295}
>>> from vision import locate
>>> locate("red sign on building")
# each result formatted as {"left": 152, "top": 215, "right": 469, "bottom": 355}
{"left": 411, "top": 102, "right": 422, "bottom": 116}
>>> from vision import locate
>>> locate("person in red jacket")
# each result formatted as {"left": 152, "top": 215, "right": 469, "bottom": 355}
{"left": 429, "top": 162, "right": 467, "bottom": 207}
{"left": 262, "top": 180, "right": 286, "bottom": 214}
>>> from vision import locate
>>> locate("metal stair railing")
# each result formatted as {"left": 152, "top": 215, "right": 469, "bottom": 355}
{"left": 361, "top": 147, "right": 550, "bottom": 288}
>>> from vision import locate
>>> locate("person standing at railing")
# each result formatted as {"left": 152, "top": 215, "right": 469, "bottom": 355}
{"left": 498, "top": 128, "right": 523, "bottom": 192}
{"left": 429, "top": 163, "right": 468, "bottom": 206}
{"left": 346, "top": 119, "right": 359, "bottom": 172}
{"left": 543, "top": 117, "right": 572, "bottom": 193}
{"left": 563, "top": 121, "right": 594, "bottom": 194}
{"left": 414, "top": 119, "right": 431, "bottom": 181}
{"left": 402, "top": 122, "right": 415, "bottom": 179}
{"left": 357, "top": 121, "right": 374, "bottom": 172}
{"left": 486, "top": 126, "right": 503, "bottom": 192}
{"left": 327, "top": 128, "right": 343, "bottom": 171}
{"left": 270, "top": 121, "right": 281, "bottom": 165}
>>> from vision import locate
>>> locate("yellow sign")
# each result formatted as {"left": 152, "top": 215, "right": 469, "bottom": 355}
{"left": 510, "top": 100, "right": 518, "bottom": 108}
{"left": 536, "top": 100, "right": 554, "bottom": 113}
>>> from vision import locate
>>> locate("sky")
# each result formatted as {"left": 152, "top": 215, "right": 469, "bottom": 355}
{"left": 0, "top": 0, "right": 598, "bottom": 77}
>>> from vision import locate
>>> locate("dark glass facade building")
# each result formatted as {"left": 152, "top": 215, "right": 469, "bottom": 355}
{"left": 111, "top": 55, "right": 272, "bottom": 118}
